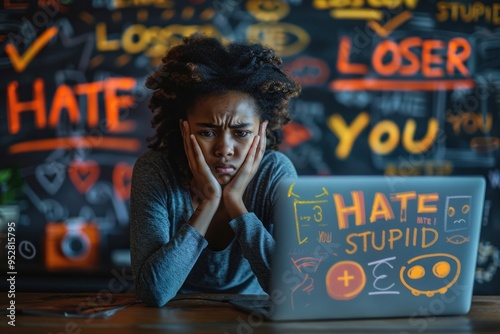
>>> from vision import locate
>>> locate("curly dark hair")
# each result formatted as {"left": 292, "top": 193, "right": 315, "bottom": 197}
{"left": 145, "top": 34, "right": 301, "bottom": 176}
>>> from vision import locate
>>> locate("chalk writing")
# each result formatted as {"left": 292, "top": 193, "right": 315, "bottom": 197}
{"left": 333, "top": 191, "right": 438, "bottom": 229}
{"left": 35, "top": 161, "right": 66, "bottom": 195}
{"left": 318, "top": 231, "right": 332, "bottom": 243}
{"left": 7, "top": 77, "right": 136, "bottom": 134}
{"left": 345, "top": 227, "right": 439, "bottom": 254}
{"left": 294, "top": 200, "right": 328, "bottom": 244}
{"left": 289, "top": 182, "right": 331, "bottom": 244}
{"left": 86, "top": 182, "right": 129, "bottom": 226}
{"left": 444, "top": 196, "right": 472, "bottom": 232}
{"left": 337, "top": 36, "right": 472, "bottom": 78}
{"left": 313, "top": 0, "right": 419, "bottom": 21}
{"left": 325, "top": 260, "right": 366, "bottom": 300}
{"left": 374, "top": 92, "right": 427, "bottom": 117}
{"left": 245, "top": 0, "right": 309, "bottom": 57}
{"left": 290, "top": 256, "right": 322, "bottom": 310}
{"left": 284, "top": 57, "right": 330, "bottom": 86}
{"left": 96, "top": 22, "right": 219, "bottom": 58}
{"left": 436, "top": 2, "right": 500, "bottom": 25}
{"left": 446, "top": 235, "right": 470, "bottom": 245}
{"left": 112, "top": 0, "right": 175, "bottom": 8}
{"left": 282, "top": 122, "right": 312, "bottom": 148}
{"left": 446, "top": 112, "right": 493, "bottom": 135}
{"left": 327, "top": 112, "right": 439, "bottom": 159}
{"left": 246, "top": 22, "right": 309, "bottom": 57}
{"left": 384, "top": 161, "right": 454, "bottom": 176}
{"left": 367, "top": 11, "right": 413, "bottom": 38}
{"left": 112, "top": 162, "right": 133, "bottom": 201}
{"left": 4, "top": 27, "right": 58, "bottom": 72}
{"left": 416, "top": 216, "right": 436, "bottom": 225}
{"left": 68, "top": 160, "right": 100, "bottom": 194}
{"left": 400, "top": 253, "right": 461, "bottom": 297}
{"left": 367, "top": 256, "right": 400, "bottom": 295}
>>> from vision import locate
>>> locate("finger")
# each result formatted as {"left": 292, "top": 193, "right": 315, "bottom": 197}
{"left": 190, "top": 133, "right": 205, "bottom": 165}
{"left": 188, "top": 130, "right": 215, "bottom": 179}
{"left": 260, "top": 120, "right": 268, "bottom": 136}
{"left": 182, "top": 121, "right": 198, "bottom": 171}
{"left": 260, "top": 121, "right": 268, "bottom": 149}
{"left": 239, "top": 134, "right": 261, "bottom": 176}
{"left": 189, "top": 133, "right": 220, "bottom": 198}
{"left": 254, "top": 121, "right": 268, "bottom": 166}
{"left": 229, "top": 135, "right": 261, "bottom": 192}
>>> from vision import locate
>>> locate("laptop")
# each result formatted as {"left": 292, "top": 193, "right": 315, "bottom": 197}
{"left": 231, "top": 176, "right": 486, "bottom": 321}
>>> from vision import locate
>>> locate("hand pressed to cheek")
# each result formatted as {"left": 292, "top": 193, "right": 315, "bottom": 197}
{"left": 222, "top": 121, "right": 268, "bottom": 218}
{"left": 180, "top": 120, "right": 221, "bottom": 201}
{"left": 240, "top": 121, "right": 267, "bottom": 176}
{"left": 244, "top": 120, "right": 267, "bottom": 168}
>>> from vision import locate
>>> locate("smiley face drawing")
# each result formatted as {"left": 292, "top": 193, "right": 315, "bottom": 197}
{"left": 444, "top": 196, "right": 472, "bottom": 233}
{"left": 400, "top": 253, "right": 461, "bottom": 297}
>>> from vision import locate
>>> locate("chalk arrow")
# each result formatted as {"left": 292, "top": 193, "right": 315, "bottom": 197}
{"left": 4, "top": 26, "right": 58, "bottom": 72}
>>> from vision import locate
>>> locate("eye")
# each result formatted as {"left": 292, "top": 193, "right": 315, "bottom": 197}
{"left": 448, "top": 206, "right": 455, "bottom": 217}
{"left": 234, "top": 130, "right": 252, "bottom": 138}
{"left": 432, "top": 261, "right": 451, "bottom": 278}
{"left": 198, "top": 130, "right": 215, "bottom": 137}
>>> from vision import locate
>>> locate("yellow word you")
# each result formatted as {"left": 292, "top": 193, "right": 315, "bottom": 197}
{"left": 327, "top": 112, "right": 439, "bottom": 159}
{"left": 446, "top": 112, "right": 493, "bottom": 135}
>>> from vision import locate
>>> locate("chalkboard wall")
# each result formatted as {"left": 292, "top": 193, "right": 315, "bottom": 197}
{"left": 1, "top": 0, "right": 499, "bottom": 294}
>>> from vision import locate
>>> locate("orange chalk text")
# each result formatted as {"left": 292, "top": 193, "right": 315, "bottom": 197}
{"left": 333, "top": 191, "right": 439, "bottom": 230}
{"left": 7, "top": 77, "right": 136, "bottom": 135}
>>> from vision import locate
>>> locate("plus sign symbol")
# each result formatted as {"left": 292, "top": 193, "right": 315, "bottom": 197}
{"left": 326, "top": 261, "right": 366, "bottom": 300}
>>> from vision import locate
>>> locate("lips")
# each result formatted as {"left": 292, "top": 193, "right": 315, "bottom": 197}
{"left": 214, "top": 164, "right": 235, "bottom": 174}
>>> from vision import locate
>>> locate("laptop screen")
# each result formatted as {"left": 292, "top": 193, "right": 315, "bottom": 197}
{"left": 269, "top": 176, "right": 485, "bottom": 320}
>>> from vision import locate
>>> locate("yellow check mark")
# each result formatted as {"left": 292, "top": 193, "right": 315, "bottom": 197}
{"left": 367, "top": 11, "right": 412, "bottom": 38}
{"left": 5, "top": 26, "right": 59, "bottom": 73}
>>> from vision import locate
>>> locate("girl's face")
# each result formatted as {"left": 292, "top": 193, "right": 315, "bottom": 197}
{"left": 187, "top": 91, "right": 261, "bottom": 185}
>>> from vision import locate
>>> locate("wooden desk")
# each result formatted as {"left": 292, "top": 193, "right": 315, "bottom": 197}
{"left": 1, "top": 293, "right": 499, "bottom": 333}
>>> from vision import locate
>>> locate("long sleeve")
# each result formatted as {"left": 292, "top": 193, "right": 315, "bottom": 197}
{"left": 129, "top": 152, "right": 207, "bottom": 307}
{"left": 130, "top": 150, "right": 298, "bottom": 306}
{"left": 229, "top": 213, "right": 275, "bottom": 292}
{"left": 229, "top": 151, "right": 298, "bottom": 292}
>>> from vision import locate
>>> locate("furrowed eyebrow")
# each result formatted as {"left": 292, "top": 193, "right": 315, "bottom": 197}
{"left": 195, "top": 122, "right": 253, "bottom": 129}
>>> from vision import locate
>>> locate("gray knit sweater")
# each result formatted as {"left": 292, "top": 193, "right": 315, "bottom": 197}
{"left": 129, "top": 149, "right": 297, "bottom": 307}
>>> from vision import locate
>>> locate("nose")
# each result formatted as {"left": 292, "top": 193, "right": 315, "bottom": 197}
{"left": 214, "top": 134, "right": 234, "bottom": 157}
